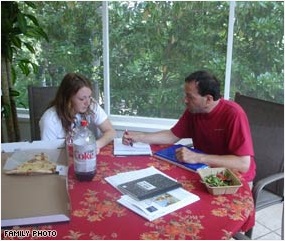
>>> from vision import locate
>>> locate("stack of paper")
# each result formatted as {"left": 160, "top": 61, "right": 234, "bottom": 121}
{"left": 105, "top": 166, "right": 200, "bottom": 221}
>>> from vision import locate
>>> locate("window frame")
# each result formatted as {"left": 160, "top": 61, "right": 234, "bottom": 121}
{"left": 102, "top": 1, "right": 235, "bottom": 131}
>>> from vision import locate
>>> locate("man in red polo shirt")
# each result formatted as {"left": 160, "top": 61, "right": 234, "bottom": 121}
{"left": 123, "top": 70, "right": 256, "bottom": 182}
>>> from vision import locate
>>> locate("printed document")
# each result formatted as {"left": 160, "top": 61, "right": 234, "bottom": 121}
{"left": 105, "top": 166, "right": 200, "bottom": 221}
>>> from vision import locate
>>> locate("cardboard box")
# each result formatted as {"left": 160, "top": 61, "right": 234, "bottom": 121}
{"left": 1, "top": 140, "right": 70, "bottom": 227}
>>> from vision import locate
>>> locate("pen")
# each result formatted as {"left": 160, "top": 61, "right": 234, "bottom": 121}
{"left": 125, "top": 129, "right": 133, "bottom": 147}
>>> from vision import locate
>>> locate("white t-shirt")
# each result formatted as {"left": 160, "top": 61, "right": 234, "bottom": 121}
{"left": 39, "top": 103, "right": 108, "bottom": 140}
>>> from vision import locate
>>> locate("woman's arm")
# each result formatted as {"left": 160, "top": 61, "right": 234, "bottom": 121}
{"left": 96, "top": 118, "right": 116, "bottom": 151}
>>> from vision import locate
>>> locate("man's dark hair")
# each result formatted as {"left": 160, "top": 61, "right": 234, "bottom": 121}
{"left": 185, "top": 70, "right": 221, "bottom": 101}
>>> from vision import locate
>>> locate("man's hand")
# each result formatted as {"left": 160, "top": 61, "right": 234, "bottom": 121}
{"left": 122, "top": 130, "right": 134, "bottom": 146}
{"left": 175, "top": 146, "right": 202, "bottom": 164}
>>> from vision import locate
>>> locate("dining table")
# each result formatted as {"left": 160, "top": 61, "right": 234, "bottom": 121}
{"left": 1, "top": 142, "right": 255, "bottom": 240}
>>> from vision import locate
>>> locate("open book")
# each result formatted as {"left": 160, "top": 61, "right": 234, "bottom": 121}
{"left": 105, "top": 166, "right": 200, "bottom": 221}
{"left": 113, "top": 138, "right": 152, "bottom": 156}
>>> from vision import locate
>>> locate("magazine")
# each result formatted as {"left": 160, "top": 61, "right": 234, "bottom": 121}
{"left": 118, "top": 187, "right": 199, "bottom": 221}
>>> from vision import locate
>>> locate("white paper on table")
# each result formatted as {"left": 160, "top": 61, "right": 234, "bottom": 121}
{"left": 105, "top": 166, "right": 200, "bottom": 221}
{"left": 105, "top": 166, "right": 177, "bottom": 190}
{"left": 118, "top": 187, "right": 200, "bottom": 221}
{"left": 113, "top": 138, "right": 152, "bottom": 156}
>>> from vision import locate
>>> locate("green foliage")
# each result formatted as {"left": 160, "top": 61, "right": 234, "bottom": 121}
{"left": 1, "top": 0, "right": 48, "bottom": 110}
{"left": 230, "top": 1, "right": 284, "bottom": 103}
{"left": 13, "top": 1, "right": 284, "bottom": 119}
{"left": 1, "top": 1, "right": 48, "bottom": 62}
{"left": 14, "top": 1, "right": 103, "bottom": 108}
{"left": 109, "top": 1, "right": 231, "bottom": 118}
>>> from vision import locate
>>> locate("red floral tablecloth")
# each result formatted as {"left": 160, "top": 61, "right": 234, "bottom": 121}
{"left": 2, "top": 143, "right": 255, "bottom": 240}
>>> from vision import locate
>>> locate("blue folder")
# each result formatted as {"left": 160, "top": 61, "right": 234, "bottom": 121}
{"left": 154, "top": 144, "right": 208, "bottom": 172}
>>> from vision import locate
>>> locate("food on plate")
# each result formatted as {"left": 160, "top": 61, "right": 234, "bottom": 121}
{"left": 5, "top": 152, "right": 56, "bottom": 175}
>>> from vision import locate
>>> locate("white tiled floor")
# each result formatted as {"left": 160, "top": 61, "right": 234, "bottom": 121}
{"left": 252, "top": 202, "right": 284, "bottom": 240}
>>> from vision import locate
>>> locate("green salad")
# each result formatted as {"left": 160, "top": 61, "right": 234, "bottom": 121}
{"left": 204, "top": 171, "right": 233, "bottom": 187}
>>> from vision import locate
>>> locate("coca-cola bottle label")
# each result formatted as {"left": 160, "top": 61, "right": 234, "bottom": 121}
{"left": 74, "top": 144, "right": 96, "bottom": 172}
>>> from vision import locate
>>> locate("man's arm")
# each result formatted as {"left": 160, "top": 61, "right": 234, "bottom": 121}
{"left": 176, "top": 147, "right": 251, "bottom": 173}
{"left": 123, "top": 129, "right": 180, "bottom": 145}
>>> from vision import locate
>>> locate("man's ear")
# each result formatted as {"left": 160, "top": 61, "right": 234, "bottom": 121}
{"left": 205, "top": 94, "right": 214, "bottom": 104}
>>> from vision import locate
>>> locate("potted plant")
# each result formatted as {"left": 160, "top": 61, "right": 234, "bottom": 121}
{"left": 1, "top": 1, "right": 48, "bottom": 142}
